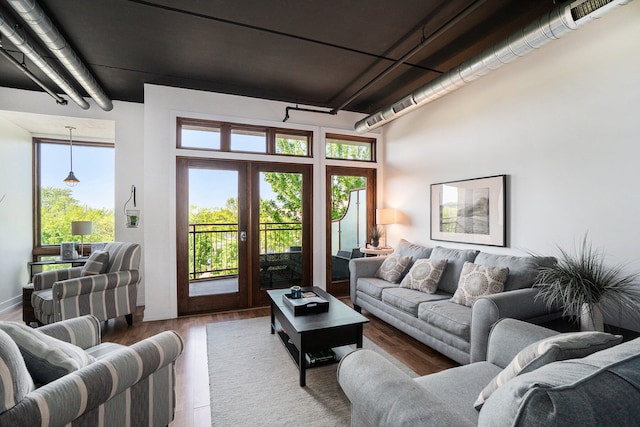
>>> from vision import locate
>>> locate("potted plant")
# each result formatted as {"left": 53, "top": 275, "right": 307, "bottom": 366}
{"left": 369, "top": 226, "right": 381, "bottom": 248}
{"left": 535, "top": 235, "right": 640, "bottom": 331}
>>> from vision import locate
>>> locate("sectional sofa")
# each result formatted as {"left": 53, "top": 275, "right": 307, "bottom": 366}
{"left": 349, "top": 239, "right": 559, "bottom": 364}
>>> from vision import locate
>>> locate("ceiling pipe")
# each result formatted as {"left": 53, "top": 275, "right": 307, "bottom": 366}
{"left": 355, "top": 0, "right": 633, "bottom": 133}
{"left": 7, "top": 0, "right": 113, "bottom": 111}
{"left": 0, "top": 44, "right": 67, "bottom": 104}
{"left": 330, "top": 0, "right": 486, "bottom": 115}
{"left": 0, "top": 7, "right": 89, "bottom": 109}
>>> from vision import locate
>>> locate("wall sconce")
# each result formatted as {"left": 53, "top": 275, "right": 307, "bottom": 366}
{"left": 124, "top": 185, "right": 140, "bottom": 228}
{"left": 376, "top": 208, "right": 397, "bottom": 248}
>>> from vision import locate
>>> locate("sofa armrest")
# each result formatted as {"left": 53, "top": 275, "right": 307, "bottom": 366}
{"left": 349, "top": 257, "right": 385, "bottom": 303}
{"left": 37, "top": 315, "right": 102, "bottom": 349}
{"left": 485, "top": 318, "right": 559, "bottom": 368}
{"left": 33, "top": 267, "right": 83, "bottom": 291}
{"left": 337, "top": 349, "right": 475, "bottom": 427}
{"left": 2, "top": 331, "right": 184, "bottom": 427}
{"left": 470, "top": 287, "right": 560, "bottom": 363}
{"left": 51, "top": 270, "right": 140, "bottom": 299}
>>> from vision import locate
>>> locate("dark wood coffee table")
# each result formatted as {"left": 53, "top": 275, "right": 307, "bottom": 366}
{"left": 267, "top": 286, "right": 369, "bottom": 386}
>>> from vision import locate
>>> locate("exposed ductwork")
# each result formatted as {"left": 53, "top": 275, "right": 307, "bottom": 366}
{"left": 355, "top": 0, "right": 633, "bottom": 134}
{"left": 6, "top": 0, "right": 113, "bottom": 111}
{"left": 0, "top": 7, "right": 89, "bottom": 109}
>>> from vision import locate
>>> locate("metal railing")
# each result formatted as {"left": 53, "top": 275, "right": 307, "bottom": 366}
{"left": 188, "top": 221, "right": 302, "bottom": 281}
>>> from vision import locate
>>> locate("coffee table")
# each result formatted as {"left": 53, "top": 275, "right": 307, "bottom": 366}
{"left": 267, "top": 286, "right": 369, "bottom": 386}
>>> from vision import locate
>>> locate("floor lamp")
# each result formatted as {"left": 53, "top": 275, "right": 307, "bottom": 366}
{"left": 72, "top": 221, "right": 92, "bottom": 257}
{"left": 376, "top": 209, "right": 397, "bottom": 248}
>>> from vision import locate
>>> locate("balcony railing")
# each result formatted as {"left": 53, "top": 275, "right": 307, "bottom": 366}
{"left": 188, "top": 221, "right": 302, "bottom": 281}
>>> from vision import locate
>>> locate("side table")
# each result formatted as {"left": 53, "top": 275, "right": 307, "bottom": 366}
{"left": 359, "top": 246, "right": 394, "bottom": 257}
{"left": 22, "top": 283, "right": 37, "bottom": 326}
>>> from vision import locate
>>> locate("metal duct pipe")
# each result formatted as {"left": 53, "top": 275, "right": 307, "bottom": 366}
{"left": 355, "top": 0, "right": 632, "bottom": 133}
{"left": 0, "top": 7, "right": 89, "bottom": 109}
{"left": 7, "top": 0, "right": 113, "bottom": 111}
{"left": 0, "top": 45, "right": 67, "bottom": 104}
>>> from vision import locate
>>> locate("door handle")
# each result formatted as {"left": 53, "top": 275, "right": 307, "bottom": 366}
{"left": 240, "top": 231, "right": 247, "bottom": 242}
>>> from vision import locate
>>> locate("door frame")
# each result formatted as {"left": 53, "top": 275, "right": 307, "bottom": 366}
{"left": 176, "top": 158, "right": 313, "bottom": 315}
{"left": 325, "top": 166, "right": 376, "bottom": 295}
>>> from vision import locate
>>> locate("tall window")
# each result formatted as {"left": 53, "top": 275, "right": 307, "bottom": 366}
{"left": 34, "top": 138, "right": 115, "bottom": 255}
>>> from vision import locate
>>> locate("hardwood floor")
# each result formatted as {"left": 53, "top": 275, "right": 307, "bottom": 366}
{"left": 1, "top": 299, "right": 458, "bottom": 426}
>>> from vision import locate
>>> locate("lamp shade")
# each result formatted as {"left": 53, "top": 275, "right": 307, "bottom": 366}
{"left": 376, "top": 209, "right": 397, "bottom": 225}
{"left": 71, "top": 221, "right": 92, "bottom": 236}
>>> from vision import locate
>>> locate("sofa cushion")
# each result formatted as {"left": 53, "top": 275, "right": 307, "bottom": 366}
{"left": 430, "top": 247, "right": 479, "bottom": 294}
{"left": 399, "top": 258, "right": 448, "bottom": 294}
{"left": 394, "top": 239, "right": 432, "bottom": 263}
{"left": 474, "top": 253, "right": 555, "bottom": 291}
{"left": 81, "top": 250, "right": 109, "bottom": 276}
{"left": 0, "top": 329, "right": 35, "bottom": 412}
{"left": 0, "top": 321, "right": 96, "bottom": 385}
{"left": 375, "top": 254, "right": 412, "bottom": 284}
{"left": 382, "top": 287, "right": 450, "bottom": 317}
{"left": 478, "top": 337, "right": 640, "bottom": 427}
{"left": 451, "top": 262, "right": 508, "bottom": 307}
{"left": 474, "top": 331, "right": 623, "bottom": 409}
{"left": 418, "top": 300, "right": 472, "bottom": 341}
{"left": 356, "top": 277, "right": 399, "bottom": 300}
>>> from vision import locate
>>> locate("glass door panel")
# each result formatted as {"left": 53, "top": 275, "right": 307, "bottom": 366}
{"left": 326, "top": 167, "right": 375, "bottom": 294}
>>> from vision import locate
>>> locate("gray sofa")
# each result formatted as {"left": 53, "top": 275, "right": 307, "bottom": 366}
{"left": 338, "top": 318, "right": 638, "bottom": 426}
{"left": 349, "top": 239, "right": 558, "bottom": 364}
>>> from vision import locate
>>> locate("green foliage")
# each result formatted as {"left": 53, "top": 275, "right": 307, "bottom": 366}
{"left": 276, "top": 137, "right": 308, "bottom": 156}
{"left": 330, "top": 175, "right": 366, "bottom": 220}
{"left": 40, "top": 187, "right": 114, "bottom": 245}
{"left": 326, "top": 140, "right": 371, "bottom": 161}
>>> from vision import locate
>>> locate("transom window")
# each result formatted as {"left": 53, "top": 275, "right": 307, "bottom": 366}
{"left": 178, "top": 118, "right": 312, "bottom": 157}
{"left": 325, "top": 134, "right": 375, "bottom": 162}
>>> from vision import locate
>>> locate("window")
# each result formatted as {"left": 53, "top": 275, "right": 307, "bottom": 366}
{"left": 177, "top": 118, "right": 312, "bottom": 157}
{"left": 325, "top": 134, "right": 375, "bottom": 162}
{"left": 34, "top": 138, "right": 115, "bottom": 256}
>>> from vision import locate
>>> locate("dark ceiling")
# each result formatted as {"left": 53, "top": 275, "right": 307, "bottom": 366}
{"left": 0, "top": 0, "right": 558, "bottom": 114}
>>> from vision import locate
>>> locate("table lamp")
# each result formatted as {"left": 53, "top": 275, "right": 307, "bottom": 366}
{"left": 71, "top": 221, "right": 92, "bottom": 257}
{"left": 376, "top": 209, "right": 397, "bottom": 248}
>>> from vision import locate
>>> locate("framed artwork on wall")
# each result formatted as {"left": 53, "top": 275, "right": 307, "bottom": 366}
{"left": 430, "top": 175, "right": 506, "bottom": 247}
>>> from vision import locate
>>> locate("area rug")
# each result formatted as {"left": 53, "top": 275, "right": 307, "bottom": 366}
{"left": 207, "top": 316, "right": 416, "bottom": 427}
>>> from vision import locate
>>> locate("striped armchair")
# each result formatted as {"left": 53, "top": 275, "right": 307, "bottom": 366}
{"left": 31, "top": 242, "right": 141, "bottom": 325}
{"left": 0, "top": 315, "right": 183, "bottom": 427}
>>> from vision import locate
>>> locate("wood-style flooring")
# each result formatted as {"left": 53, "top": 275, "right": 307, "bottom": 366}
{"left": 0, "top": 299, "right": 458, "bottom": 426}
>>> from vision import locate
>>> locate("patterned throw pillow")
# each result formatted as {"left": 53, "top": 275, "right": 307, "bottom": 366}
{"left": 0, "top": 329, "right": 35, "bottom": 412}
{"left": 81, "top": 250, "right": 109, "bottom": 276}
{"left": 474, "top": 331, "right": 623, "bottom": 409}
{"left": 399, "top": 258, "right": 448, "bottom": 293}
{"left": 451, "top": 262, "right": 508, "bottom": 307}
{"left": 375, "top": 254, "right": 412, "bottom": 284}
{"left": 0, "top": 321, "right": 96, "bottom": 385}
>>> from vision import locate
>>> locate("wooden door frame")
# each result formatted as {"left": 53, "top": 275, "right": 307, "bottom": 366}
{"left": 176, "top": 158, "right": 250, "bottom": 315}
{"left": 325, "top": 166, "right": 376, "bottom": 296}
{"left": 250, "top": 162, "right": 313, "bottom": 307}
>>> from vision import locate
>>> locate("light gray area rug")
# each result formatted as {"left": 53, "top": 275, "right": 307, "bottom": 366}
{"left": 207, "top": 316, "right": 416, "bottom": 427}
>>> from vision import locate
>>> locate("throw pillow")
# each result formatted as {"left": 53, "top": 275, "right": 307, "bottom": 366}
{"left": 0, "top": 329, "right": 35, "bottom": 412}
{"left": 0, "top": 321, "right": 96, "bottom": 385}
{"left": 474, "top": 331, "right": 623, "bottom": 409}
{"left": 399, "top": 258, "right": 448, "bottom": 293}
{"left": 81, "top": 250, "right": 110, "bottom": 276}
{"left": 375, "top": 254, "right": 412, "bottom": 284}
{"left": 451, "top": 262, "right": 508, "bottom": 307}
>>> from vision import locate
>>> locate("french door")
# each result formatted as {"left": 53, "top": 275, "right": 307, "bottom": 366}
{"left": 177, "top": 158, "right": 312, "bottom": 315}
{"left": 326, "top": 166, "right": 376, "bottom": 295}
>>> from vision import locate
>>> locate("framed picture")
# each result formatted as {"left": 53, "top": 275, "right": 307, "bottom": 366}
{"left": 430, "top": 175, "right": 506, "bottom": 247}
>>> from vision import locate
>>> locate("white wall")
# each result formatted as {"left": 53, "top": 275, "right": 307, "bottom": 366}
{"left": 382, "top": 2, "right": 640, "bottom": 328}
{"left": 0, "top": 117, "right": 32, "bottom": 310}
{"left": 0, "top": 88, "right": 145, "bottom": 305}
{"left": 142, "top": 85, "right": 374, "bottom": 320}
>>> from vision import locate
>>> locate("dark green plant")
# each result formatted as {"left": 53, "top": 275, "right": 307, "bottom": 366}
{"left": 369, "top": 226, "right": 381, "bottom": 243}
{"left": 535, "top": 234, "right": 640, "bottom": 325}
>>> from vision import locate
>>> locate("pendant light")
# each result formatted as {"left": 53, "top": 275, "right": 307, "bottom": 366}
{"left": 63, "top": 126, "right": 79, "bottom": 186}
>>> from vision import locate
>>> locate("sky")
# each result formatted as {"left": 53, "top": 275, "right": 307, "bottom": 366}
{"left": 189, "top": 169, "right": 277, "bottom": 209}
{"left": 41, "top": 143, "right": 114, "bottom": 210}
